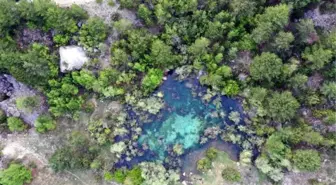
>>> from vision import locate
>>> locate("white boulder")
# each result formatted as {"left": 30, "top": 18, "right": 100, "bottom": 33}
{"left": 59, "top": 46, "right": 89, "bottom": 72}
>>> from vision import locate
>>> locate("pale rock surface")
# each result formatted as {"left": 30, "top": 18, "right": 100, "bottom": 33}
{"left": 59, "top": 46, "right": 89, "bottom": 72}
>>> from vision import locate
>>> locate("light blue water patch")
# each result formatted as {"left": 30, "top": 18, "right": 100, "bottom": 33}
{"left": 137, "top": 74, "right": 243, "bottom": 159}
{"left": 139, "top": 113, "right": 204, "bottom": 158}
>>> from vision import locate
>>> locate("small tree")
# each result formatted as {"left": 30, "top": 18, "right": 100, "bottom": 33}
{"left": 35, "top": 114, "right": 56, "bottom": 133}
{"left": 222, "top": 167, "right": 241, "bottom": 182}
{"left": 196, "top": 158, "right": 211, "bottom": 172}
{"left": 142, "top": 68, "right": 163, "bottom": 93}
{"left": 302, "top": 44, "right": 333, "bottom": 70}
{"left": 250, "top": 52, "right": 283, "bottom": 83}
{"left": 205, "top": 147, "right": 218, "bottom": 160}
{"left": 7, "top": 117, "right": 26, "bottom": 132}
{"left": 292, "top": 149, "right": 321, "bottom": 171}
{"left": 267, "top": 91, "right": 300, "bottom": 122}
{"left": 0, "top": 163, "right": 32, "bottom": 185}
{"left": 321, "top": 82, "right": 336, "bottom": 100}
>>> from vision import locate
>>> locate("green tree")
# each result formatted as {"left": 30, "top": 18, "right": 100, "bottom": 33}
{"left": 79, "top": 17, "right": 107, "bottom": 49}
{"left": 292, "top": 149, "right": 321, "bottom": 171}
{"left": 282, "top": 0, "right": 320, "bottom": 9}
{"left": 273, "top": 31, "right": 294, "bottom": 51}
{"left": 7, "top": 117, "right": 26, "bottom": 132}
{"left": 289, "top": 74, "right": 308, "bottom": 90}
{"left": 229, "top": 0, "right": 260, "bottom": 18}
{"left": 205, "top": 147, "right": 218, "bottom": 160}
{"left": 196, "top": 158, "right": 211, "bottom": 172}
{"left": 302, "top": 44, "right": 333, "bottom": 70}
{"left": 321, "top": 82, "right": 336, "bottom": 100}
{"left": 0, "top": 0, "right": 20, "bottom": 35}
{"left": 296, "top": 19, "right": 318, "bottom": 44}
{"left": 188, "top": 37, "right": 210, "bottom": 58}
{"left": 250, "top": 52, "right": 283, "bottom": 83}
{"left": 35, "top": 114, "right": 56, "bottom": 133}
{"left": 267, "top": 91, "right": 300, "bottom": 122}
{"left": 142, "top": 68, "right": 163, "bottom": 93}
{"left": 223, "top": 80, "right": 240, "bottom": 96}
{"left": 16, "top": 96, "right": 40, "bottom": 113}
{"left": 113, "top": 18, "right": 133, "bottom": 33}
{"left": 138, "top": 4, "right": 153, "bottom": 25}
{"left": 146, "top": 39, "right": 178, "bottom": 69}
{"left": 222, "top": 167, "right": 241, "bottom": 182}
{"left": 252, "top": 4, "right": 290, "bottom": 44}
{"left": 0, "top": 163, "right": 32, "bottom": 185}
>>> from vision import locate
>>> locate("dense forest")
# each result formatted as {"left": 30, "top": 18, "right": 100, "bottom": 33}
{"left": 0, "top": 0, "right": 335, "bottom": 184}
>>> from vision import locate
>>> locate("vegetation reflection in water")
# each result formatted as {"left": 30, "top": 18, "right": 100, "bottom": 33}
{"left": 138, "top": 75, "right": 243, "bottom": 159}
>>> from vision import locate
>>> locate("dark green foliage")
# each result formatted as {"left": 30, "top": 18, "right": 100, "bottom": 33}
{"left": 0, "top": 43, "right": 58, "bottom": 88}
{"left": 138, "top": 4, "right": 153, "bottom": 25}
{"left": 321, "top": 82, "right": 336, "bottom": 100}
{"left": 282, "top": 0, "right": 320, "bottom": 9}
{"left": 35, "top": 114, "right": 56, "bottom": 133}
{"left": 49, "top": 132, "right": 98, "bottom": 172}
{"left": 79, "top": 17, "right": 108, "bottom": 49}
{"left": 292, "top": 149, "right": 321, "bottom": 171}
{"left": 47, "top": 76, "right": 84, "bottom": 117}
{"left": 267, "top": 91, "right": 300, "bottom": 122}
{"left": 0, "top": 163, "right": 32, "bottom": 185}
{"left": 7, "top": 117, "right": 26, "bottom": 132}
{"left": 250, "top": 52, "right": 283, "bottom": 83}
{"left": 221, "top": 167, "right": 241, "bottom": 182}
{"left": 0, "top": 0, "right": 20, "bottom": 35}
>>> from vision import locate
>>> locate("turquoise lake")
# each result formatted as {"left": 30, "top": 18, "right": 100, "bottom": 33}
{"left": 137, "top": 74, "right": 243, "bottom": 159}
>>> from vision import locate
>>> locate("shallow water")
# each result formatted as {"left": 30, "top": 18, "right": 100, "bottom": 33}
{"left": 138, "top": 75, "right": 243, "bottom": 159}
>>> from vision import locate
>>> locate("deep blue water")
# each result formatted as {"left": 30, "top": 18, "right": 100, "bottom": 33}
{"left": 137, "top": 74, "right": 244, "bottom": 159}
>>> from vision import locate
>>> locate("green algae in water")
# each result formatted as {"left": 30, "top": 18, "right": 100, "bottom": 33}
{"left": 139, "top": 113, "right": 204, "bottom": 158}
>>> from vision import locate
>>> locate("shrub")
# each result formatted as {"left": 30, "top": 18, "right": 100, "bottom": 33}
{"left": 222, "top": 167, "right": 241, "bottom": 182}
{"left": 111, "top": 169, "right": 127, "bottom": 183}
{"left": 292, "top": 149, "right": 321, "bottom": 171}
{"left": 0, "top": 163, "right": 32, "bottom": 185}
{"left": 35, "top": 114, "right": 56, "bottom": 133}
{"left": 205, "top": 147, "right": 218, "bottom": 160}
{"left": 142, "top": 69, "right": 163, "bottom": 93}
{"left": 196, "top": 158, "right": 211, "bottom": 172}
{"left": 16, "top": 96, "right": 40, "bottom": 113}
{"left": 7, "top": 117, "right": 26, "bottom": 132}
{"left": 79, "top": 17, "right": 107, "bottom": 49}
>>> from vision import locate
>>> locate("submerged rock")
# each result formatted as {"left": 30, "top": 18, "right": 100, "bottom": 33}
{"left": 59, "top": 46, "right": 89, "bottom": 72}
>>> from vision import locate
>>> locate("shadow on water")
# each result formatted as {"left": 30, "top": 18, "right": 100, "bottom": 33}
{"left": 118, "top": 73, "right": 245, "bottom": 168}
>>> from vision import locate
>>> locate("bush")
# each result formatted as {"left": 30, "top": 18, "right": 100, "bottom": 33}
{"left": 7, "top": 117, "right": 26, "bottom": 132}
{"left": 222, "top": 167, "right": 241, "bottom": 182}
{"left": 16, "top": 96, "right": 40, "bottom": 113}
{"left": 142, "top": 68, "right": 163, "bottom": 93}
{"left": 205, "top": 147, "right": 218, "bottom": 160}
{"left": 0, "top": 163, "right": 32, "bottom": 185}
{"left": 196, "top": 158, "right": 211, "bottom": 172}
{"left": 35, "top": 114, "right": 56, "bottom": 133}
{"left": 79, "top": 17, "right": 108, "bottom": 49}
{"left": 292, "top": 149, "right": 321, "bottom": 171}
